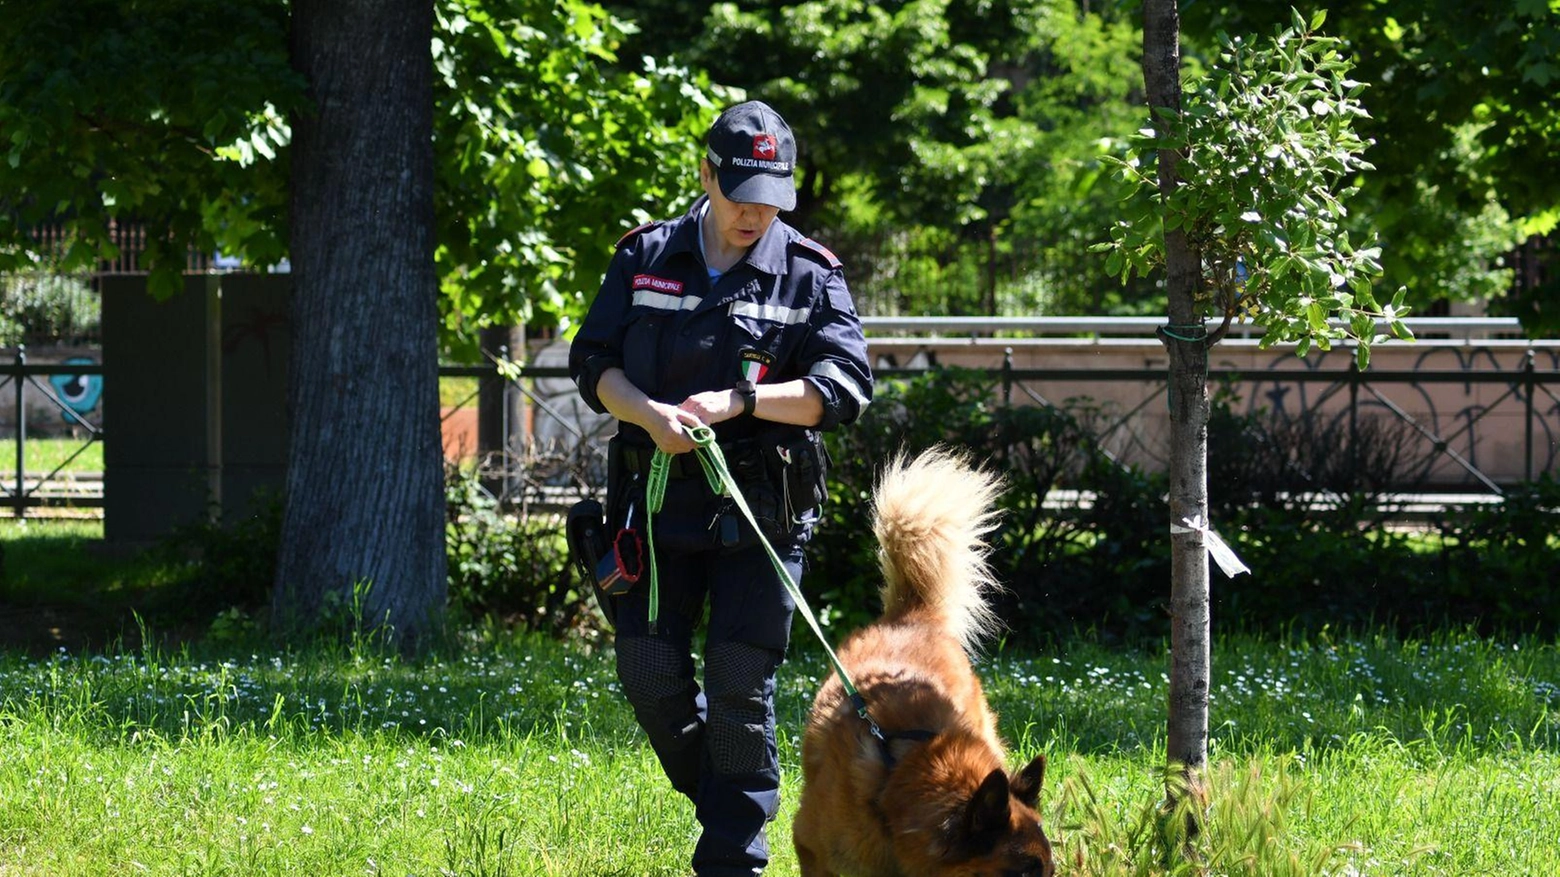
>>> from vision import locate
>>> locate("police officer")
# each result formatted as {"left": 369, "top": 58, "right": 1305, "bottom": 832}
{"left": 569, "top": 100, "right": 872, "bottom": 876}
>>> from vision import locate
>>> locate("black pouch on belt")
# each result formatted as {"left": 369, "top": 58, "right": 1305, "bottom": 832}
{"left": 764, "top": 429, "right": 829, "bottom": 526}
{"left": 567, "top": 499, "right": 622, "bottom": 626}
{"left": 718, "top": 441, "right": 786, "bottom": 548}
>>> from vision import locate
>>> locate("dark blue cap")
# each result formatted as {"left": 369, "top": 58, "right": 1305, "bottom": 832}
{"left": 705, "top": 101, "right": 797, "bottom": 211}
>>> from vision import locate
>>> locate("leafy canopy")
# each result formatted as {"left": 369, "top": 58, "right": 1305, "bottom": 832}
{"left": 0, "top": 0, "right": 721, "bottom": 354}
{"left": 433, "top": 0, "right": 724, "bottom": 356}
{"left": 1098, "top": 9, "right": 1412, "bottom": 367}
{"left": 1177, "top": 0, "right": 1560, "bottom": 324}
{"left": 0, "top": 0, "right": 301, "bottom": 295}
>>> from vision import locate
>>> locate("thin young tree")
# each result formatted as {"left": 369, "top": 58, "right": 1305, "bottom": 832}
{"left": 1107, "top": 2, "right": 1412, "bottom": 804}
{"left": 1140, "top": 0, "right": 1213, "bottom": 796}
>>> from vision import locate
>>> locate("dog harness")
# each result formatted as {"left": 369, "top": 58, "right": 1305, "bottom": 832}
{"left": 874, "top": 727, "right": 939, "bottom": 769}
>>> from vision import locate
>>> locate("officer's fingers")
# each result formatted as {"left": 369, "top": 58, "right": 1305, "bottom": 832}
{"left": 676, "top": 394, "right": 716, "bottom": 417}
{"left": 673, "top": 409, "right": 706, "bottom": 432}
{"left": 657, "top": 428, "right": 697, "bottom": 454}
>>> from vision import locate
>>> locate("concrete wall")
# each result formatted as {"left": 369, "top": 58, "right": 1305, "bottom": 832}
{"left": 101, "top": 274, "right": 289, "bottom": 542}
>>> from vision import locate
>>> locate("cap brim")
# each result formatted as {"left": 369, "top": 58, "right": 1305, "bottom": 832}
{"left": 718, "top": 170, "right": 797, "bottom": 212}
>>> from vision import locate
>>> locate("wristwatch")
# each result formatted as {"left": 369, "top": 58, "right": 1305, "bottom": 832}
{"left": 735, "top": 379, "right": 757, "bottom": 417}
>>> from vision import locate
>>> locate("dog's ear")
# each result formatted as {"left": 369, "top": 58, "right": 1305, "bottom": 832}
{"left": 1010, "top": 754, "right": 1047, "bottom": 809}
{"left": 963, "top": 768, "right": 1013, "bottom": 839}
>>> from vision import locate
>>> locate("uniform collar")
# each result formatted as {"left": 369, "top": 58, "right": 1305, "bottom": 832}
{"left": 674, "top": 195, "right": 791, "bottom": 277}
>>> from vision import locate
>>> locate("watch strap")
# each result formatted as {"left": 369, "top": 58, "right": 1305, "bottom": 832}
{"left": 736, "top": 380, "right": 757, "bottom": 417}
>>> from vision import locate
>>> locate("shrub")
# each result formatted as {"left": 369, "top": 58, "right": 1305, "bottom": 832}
{"left": 0, "top": 273, "right": 99, "bottom": 344}
{"left": 444, "top": 457, "right": 601, "bottom": 639}
{"left": 814, "top": 370, "right": 1558, "bottom": 644}
{"left": 815, "top": 367, "right": 1172, "bottom": 644}
{"left": 1429, "top": 476, "right": 1560, "bottom": 631}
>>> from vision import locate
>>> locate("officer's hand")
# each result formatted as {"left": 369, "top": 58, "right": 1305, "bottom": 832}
{"left": 645, "top": 402, "right": 701, "bottom": 454}
{"left": 677, "top": 389, "right": 741, "bottom": 425}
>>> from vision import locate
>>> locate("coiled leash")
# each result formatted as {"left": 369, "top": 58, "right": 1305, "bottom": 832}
{"left": 643, "top": 423, "right": 890, "bottom": 744}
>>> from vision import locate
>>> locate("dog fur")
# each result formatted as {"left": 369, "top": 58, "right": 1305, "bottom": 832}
{"left": 791, "top": 448, "right": 1055, "bottom": 877}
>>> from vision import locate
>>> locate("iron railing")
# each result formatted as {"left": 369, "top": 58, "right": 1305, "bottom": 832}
{"left": 5, "top": 317, "right": 1559, "bottom": 519}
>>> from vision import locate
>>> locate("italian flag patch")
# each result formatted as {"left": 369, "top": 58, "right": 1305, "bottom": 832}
{"left": 739, "top": 349, "right": 774, "bottom": 383}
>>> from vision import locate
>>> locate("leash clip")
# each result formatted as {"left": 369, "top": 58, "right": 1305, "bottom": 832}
{"left": 851, "top": 692, "right": 887, "bottom": 745}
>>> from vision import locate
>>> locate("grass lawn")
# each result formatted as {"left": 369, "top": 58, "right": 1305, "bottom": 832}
{"left": 0, "top": 436, "right": 104, "bottom": 475}
{"left": 1, "top": 612, "right": 1555, "bottom": 875}
{"left": 0, "top": 522, "right": 1555, "bottom": 875}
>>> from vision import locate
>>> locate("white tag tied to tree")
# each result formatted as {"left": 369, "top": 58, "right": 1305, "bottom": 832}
{"left": 1170, "top": 514, "right": 1251, "bottom": 578}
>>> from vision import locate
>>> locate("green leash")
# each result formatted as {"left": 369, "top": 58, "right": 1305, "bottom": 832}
{"left": 643, "top": 424, "right": 884, "bottom": 737}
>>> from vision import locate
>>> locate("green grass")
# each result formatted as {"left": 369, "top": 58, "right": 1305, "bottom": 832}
{"left": 0, "top": 436, "right": 104, "bottom": 475}
{"left": 0, "top": 521, "right": 213, "bottom": 656}
{"left": 0, "top": 519, "right": 178, "bottom": 606}
{"left": 0, "top": 624, "right": 1555, "bottom": 875}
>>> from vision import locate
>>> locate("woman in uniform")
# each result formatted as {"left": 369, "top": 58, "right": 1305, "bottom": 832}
{"left": 569, "top": 100, "right": 873, "bottom": 876}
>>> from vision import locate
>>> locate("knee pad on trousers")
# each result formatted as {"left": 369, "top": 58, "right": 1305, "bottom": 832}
{"left": 616, "top": 636, "right": 696, "bottom": 730}
{"left": 704, "top": 640, "right": 780, "bottom": 776}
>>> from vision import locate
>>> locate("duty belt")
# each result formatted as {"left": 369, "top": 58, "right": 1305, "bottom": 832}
{"left": 619, "top": 444, "right": 703, "bottom": 479}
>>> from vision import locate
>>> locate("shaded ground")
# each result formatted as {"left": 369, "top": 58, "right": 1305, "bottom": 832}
{"left": 0, "top": 602, "right": 133, "bottom": 655}
{"left": 0, "top": 536, "right": 226, "bottom": 657}
{"left": 0, "top": 589, "right": 220, "bottom": 657}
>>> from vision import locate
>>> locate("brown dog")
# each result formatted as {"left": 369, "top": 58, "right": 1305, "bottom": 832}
{"left": 792, "top": 448, "right": 1055, "bottom": 877}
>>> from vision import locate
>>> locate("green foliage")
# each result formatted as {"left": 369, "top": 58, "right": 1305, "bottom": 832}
{"left": 6, "top": 0, "right": 1548, "bottom": 329}
{"left": 443, "top": 464, "right": 597, "bottom": 637}
{"left": 0, "top": 0, "right": 302, "bottom": 298}
{"left": 431, "top": 0, "right": 724, "bottom": 356}
{"left": 1099, "top": 10, "right": 1413, "bottom": 367}
{"left": 1000, "top": 2, "right": 1165, "bottom": 315}
{"left": 1178, "top": 1, "right": 1560, "bottom": 322}
{"left": 158, "top": 495, "right": 284, "bottom": 614}
{"left": 621, "top": 0, "right": 1169, "bottom": 318}
{"left": 682, "top": 0, "right": 1017, "bottom": 224}
{"left": 1435, "top": 476, "right": 1560, "bottom": 619}
{"left": 0, "top": 0, "right": 721, "bottom": 354}
{"left": 1203, "top": 392, "right": 1560, "bottom": 635}
{"left": 0, "top": 273, "right": 100, "bottom": 344}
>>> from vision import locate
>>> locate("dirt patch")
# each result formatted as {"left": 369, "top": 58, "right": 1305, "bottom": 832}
{"left": 0, "top": 589, "right": 216, "bottom": 658}
{"left": 0, "top": 604, "right": 131, "bottom": 656}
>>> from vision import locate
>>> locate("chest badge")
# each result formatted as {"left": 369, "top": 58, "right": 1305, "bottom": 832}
{"left": 739, "top": 348, "right": 774, "bottom": 383}
{"left": 632, "top": 274, "right": 685, "bottom": 295}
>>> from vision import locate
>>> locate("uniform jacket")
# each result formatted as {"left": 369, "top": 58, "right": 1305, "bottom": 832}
{"left": 570, "top": 195, "right": 873, "bottom": 447}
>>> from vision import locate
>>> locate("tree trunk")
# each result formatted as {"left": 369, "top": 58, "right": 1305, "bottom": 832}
{"left": 1142, "top": 0, "right": 1212, "bottom": 786}
{"left": 276, "top": 0, "right": 446, "bottom": 649}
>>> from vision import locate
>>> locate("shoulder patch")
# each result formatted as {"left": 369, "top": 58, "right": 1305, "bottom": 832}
{"left": 615, "top": 220, "right": 663, "bottom": 249}
{"left": 793, "top": 236, "right": 843, "bottom": 269}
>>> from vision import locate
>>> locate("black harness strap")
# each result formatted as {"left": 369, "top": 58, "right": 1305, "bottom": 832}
{"left": 851, "top": 691, "right": 939, "bottom": 769}
{"left": 876, "top": 727, "right": 939, "bottom": 769}
{"left": 862, "top": 707, "right": 939, "bottom": 837}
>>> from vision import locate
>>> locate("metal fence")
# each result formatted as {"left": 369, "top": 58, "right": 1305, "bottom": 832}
{"left": 5, "top": 317, "right": 1558, "bottom": 520}
{"left": 0, "top": 352, "right": 105, "bottom": 517}
{"left": 490, "top": 317, "right": 1560, "bottom": 506}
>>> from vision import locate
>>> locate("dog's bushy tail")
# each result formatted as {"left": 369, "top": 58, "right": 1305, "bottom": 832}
{"left": 872, "top": 446, "right": 1003, "bottom": 653}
